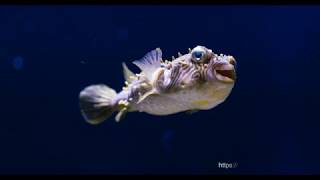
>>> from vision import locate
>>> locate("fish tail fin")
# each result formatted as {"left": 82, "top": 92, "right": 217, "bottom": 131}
{"left": 79, "top": 84, "right": 117, "bottom": 125}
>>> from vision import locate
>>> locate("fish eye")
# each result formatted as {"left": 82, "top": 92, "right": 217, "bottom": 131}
{"left": 191, "top": 46, "right": 211, "bottom": 63}
{"left": 193, "top": 51, "right": 204, "bottom": 60}
{"left": 191, "top": 49, "right": 206, "bottom": 62}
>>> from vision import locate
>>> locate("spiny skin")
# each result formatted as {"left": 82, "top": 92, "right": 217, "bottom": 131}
{"left": 79, "top": 45, "right": 237, "bottom": 124}
{"left": 112, "top": 46, "right": 237, "bottom": 116}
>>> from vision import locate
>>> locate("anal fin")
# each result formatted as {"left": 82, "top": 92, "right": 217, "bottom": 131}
{"left": 115, "top": 99, "right": 130, "bottom": 122}
{"left": 115, "top": 108, "right": 128, "bottom": 122}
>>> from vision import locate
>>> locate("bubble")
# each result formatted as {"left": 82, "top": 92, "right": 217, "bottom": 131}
{"left": 12, "top": 56, "right": 24, "bottom": 70}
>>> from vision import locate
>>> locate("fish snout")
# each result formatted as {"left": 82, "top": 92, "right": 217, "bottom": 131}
{"left": 213, "top": 56, "right": 237, "bottom": 83}
{"left": 228, "top": 56, "right": 237, "bottom": 67}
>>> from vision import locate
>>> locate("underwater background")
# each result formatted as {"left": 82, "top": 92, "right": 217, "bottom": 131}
{"left": 1, "top": 5, "right": 320, "bottom": 175}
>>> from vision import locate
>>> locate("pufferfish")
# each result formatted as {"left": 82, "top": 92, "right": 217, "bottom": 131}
{"left": 79, "top": 46, "right": 237, "bottom": 124}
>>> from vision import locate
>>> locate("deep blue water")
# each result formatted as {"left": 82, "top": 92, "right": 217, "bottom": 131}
{"left": 1, "top": 5, "right": 320, "bottom": 175}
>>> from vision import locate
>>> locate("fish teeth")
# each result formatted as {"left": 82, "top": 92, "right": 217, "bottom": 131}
{"left": 172, "top": 56, "right": 175, "bottom": 60}
{"left": 188, "top": 48, "right": 192, "bottom": 53}
{"left": 178, "top": 52, "right": 182, "bottom": 57}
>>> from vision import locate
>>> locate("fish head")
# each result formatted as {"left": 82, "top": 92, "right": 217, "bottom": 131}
{"left": 189, "top": 46, "right": 237, "bottom": 84}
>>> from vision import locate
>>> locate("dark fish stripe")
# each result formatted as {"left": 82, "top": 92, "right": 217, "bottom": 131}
{"left": 168, "top": 64, "right": 180, "bottom": 90}
{"left": 177, "top": 63, "right": 196, "bottom": 87}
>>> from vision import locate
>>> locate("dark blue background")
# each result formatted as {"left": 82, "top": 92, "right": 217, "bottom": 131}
{"left": 1, "top": 5, "right": 320, "bottom": 175}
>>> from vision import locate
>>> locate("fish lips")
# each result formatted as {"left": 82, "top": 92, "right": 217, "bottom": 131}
{"left": 214, "top": 64, "right": 237, "bottom": 83}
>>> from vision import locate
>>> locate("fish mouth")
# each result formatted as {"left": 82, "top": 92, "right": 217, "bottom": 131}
{"left": 214, "top": 64, "right": 236, "bottom": 83}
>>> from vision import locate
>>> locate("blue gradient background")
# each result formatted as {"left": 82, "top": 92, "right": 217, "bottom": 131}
{"left": 1, "top": 5, "right": 320, "bottom": 175}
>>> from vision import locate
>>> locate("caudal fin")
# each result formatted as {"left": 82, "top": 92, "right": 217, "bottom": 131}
{"left": 79, "top": 84, "right": 117, "bottom": 125}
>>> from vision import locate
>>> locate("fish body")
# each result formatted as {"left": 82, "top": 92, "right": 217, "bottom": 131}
{"left": 79, "top": 46, "right": 237, "bottom": 124}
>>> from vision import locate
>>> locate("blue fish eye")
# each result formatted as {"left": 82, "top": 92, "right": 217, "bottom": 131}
{"left": 193, "top": 51, "right": 204, "bottom": 60}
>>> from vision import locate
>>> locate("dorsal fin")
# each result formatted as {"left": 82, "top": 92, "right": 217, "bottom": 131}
{"left": 132, "top": 48, "right": 162, "bottom": 82}
{"left": 122, "top": 62, "right": 136, "bottom": 83}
